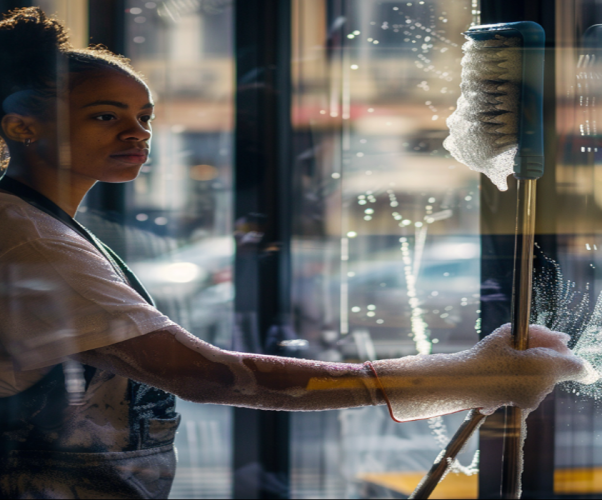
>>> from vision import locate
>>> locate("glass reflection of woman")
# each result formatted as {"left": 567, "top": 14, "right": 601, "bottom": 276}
{"left": 0, "top": 8, "right": 591, "bottom": 499}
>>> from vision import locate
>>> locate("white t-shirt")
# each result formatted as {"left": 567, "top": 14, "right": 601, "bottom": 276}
{"left": 0, "top": 191, "right": 176, "bottom": 397}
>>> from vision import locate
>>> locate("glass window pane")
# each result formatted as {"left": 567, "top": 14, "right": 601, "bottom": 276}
{"left": 290, "top": 1, "right": 479, "bottom": 497}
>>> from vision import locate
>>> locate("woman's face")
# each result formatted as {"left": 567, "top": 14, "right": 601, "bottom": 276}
{"left": 39, "top": 69, "right": 154, "bottom": 183}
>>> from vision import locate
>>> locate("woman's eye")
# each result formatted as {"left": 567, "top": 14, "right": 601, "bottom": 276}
{"left": 140, "top": 114, "right": 155, "bottom": 123}
{"left": 95, "top": 114, "right": 116, "bottom": 121}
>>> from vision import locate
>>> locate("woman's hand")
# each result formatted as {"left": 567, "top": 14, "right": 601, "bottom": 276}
{"left": 471, "top": 324, "right": 597, "bottom": 414}
{"left": 370, "top": 324, "right": 597, "bottom": 422}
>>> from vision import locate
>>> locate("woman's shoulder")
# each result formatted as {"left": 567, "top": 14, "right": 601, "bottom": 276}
{"left": 0, "top": 192, "right": 82, "bottom": 254}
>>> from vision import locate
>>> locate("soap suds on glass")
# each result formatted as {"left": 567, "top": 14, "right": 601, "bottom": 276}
{"left": 531, "top": 245, "right": 602, "bottom": 398}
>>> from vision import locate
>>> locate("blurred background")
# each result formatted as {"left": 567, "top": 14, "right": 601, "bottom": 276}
{"left": 3, "top": 0, "right": 602, "bottom": 498}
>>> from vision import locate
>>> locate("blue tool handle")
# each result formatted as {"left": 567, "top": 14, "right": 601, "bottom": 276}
{"left": 516, "top": 23, "right": 545, "bottom": 179}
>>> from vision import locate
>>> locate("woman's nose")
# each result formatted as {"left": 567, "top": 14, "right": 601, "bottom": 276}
{"left": 119, "top": 121, "right": 152, "bottom": 142}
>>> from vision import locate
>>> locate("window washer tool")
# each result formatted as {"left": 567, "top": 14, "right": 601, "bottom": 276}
{"left": 409, "top": 21, "right": 545, "bottom": 500}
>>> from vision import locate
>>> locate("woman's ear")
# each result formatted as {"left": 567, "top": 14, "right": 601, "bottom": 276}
{"left": 1, "top": 114, "right": 38, "bottom": 143}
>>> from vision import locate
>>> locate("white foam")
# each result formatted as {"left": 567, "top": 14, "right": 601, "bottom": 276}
{"left": 444, "top": 36, "right": 522, "bottom": 191}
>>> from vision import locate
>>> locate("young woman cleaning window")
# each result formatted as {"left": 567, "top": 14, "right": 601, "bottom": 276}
{"left": 0, "top": 7, "right": 592, "bottom": 499}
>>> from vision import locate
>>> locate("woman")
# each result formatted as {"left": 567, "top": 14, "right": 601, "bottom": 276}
{"left": 0, "top": 7, "right": 591, "bottom": 499}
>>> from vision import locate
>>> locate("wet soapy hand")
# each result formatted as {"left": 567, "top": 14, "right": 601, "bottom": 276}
{"left": 370, "top": 323, "right": 596, "bottom": 423}
{"left": 469, "top": 324, "right": 597, "bottom": 415}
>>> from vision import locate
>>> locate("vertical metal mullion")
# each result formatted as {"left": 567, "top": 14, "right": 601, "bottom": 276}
{"left": 233, "top": 1, "right": 292, "bottom": 499}
{"left": 478, "top": 1, "right": 557, "bottom": 498}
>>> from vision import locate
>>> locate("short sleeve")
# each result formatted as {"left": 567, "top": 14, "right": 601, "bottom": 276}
{"left": 0, "top": 236, "right": 176, "bottom": 370}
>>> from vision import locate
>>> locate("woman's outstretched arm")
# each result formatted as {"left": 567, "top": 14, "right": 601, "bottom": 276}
{"left": 74, "top": 323, "right": 593, "bottom": 418}
{"left": 74, "top": 324, "right": 386, "bottom": 411}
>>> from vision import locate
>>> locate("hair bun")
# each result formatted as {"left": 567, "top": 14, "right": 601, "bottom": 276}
{"left": 0, "top": 7, "right": 72, "bottom": 90}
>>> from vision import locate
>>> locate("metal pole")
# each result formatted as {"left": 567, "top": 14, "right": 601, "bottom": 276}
{"left": 501, "top": 178, "right": 537, "bottom": 499}
{"left": 410, "top": 179, "right": 538, "bottom": 499}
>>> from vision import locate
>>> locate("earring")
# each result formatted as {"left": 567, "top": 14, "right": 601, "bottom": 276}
{"left": 24, "top": 138, "right": 32, "bottom": 147}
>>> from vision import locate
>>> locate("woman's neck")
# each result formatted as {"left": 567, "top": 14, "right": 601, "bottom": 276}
{"left": 7, "top": 160, "right": 95, "bottom": 217}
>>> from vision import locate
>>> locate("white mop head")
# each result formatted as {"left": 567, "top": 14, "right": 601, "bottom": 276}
{"left": 443, "top": 35, "right": 522, "bottom": 191}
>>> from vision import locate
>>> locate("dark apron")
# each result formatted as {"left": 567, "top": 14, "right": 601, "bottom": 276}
{"left": 0, "top": 176, "right": 180, "bottom": 499}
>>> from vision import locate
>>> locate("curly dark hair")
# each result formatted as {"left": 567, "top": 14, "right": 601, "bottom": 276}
{"left": 0, "top": 7, "right": 146, "bottom": 170}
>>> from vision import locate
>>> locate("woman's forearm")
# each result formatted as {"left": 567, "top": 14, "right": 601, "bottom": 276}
{"left": 75, "top": 326, "right": 387, "bottom": 411}
{"left": 188, "top": 350, "right": 386, "bottom": 411}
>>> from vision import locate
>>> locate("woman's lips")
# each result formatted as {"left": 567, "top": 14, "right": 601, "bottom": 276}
{"left": 110, "top": 150, "right": 149, "bottom": 164}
